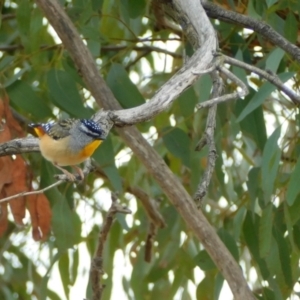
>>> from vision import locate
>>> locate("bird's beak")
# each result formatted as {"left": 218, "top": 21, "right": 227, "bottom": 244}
{"left": 28, "top": 123, "right": 45, "bottom": 137}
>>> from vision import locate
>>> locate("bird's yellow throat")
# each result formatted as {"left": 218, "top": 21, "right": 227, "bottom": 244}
{"left": 80, "top": 140, "right": 102, "bottom": 158}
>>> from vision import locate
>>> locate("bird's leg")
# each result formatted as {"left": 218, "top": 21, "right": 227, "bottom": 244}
{"left": 72, "top": 166, "right": 84, "bottom": 180}
{"left": 53, "top": 163, "right": 76, "bottom": 181}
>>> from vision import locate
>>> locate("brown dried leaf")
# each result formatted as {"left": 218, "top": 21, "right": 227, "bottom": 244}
{"left": 2, "top": 96, "right": 23, "bottom": 137}
{"left": 0, "top": 104, "right": 14, "bottom": 191}
{"left": 27, "top": 193, "right": 52, "bottom": 241}
{"left": 0, "top": 156, "right": 12, "bottom": 191}
{"left": 0, "top": 122, "right": 11, "bottom": 143}
{"left": 0, "top": 191, "right": 8, "bottom": 237}
{"left": 0, "top": 96, "right": 52, "bottom": 241}
{"left": 0, "top": 98, "right": 4, "bottom": 119}
{"left": 4, "top": 156, "right": 28, "bottom": 225}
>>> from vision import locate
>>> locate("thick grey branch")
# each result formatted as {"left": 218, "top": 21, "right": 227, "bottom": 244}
{"left": 0, "top": 137, "right": 39, "bottom": 156}
{"left": 110, "top": 0, "right": 217, "bottom": 126}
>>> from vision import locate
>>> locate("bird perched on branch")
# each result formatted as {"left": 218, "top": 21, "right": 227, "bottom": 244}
{"left": 29, "top": 118, "right": 106, "bottom": 181}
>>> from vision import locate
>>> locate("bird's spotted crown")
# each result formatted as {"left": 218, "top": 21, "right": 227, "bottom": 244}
{"left": 80, "top": 119, "right": 106, "bottom": 140}
{"left": 40, "top": 122, "right": 53, "bottom": 133}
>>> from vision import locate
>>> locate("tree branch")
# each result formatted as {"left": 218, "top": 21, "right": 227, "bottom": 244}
{"left": 223, "top": 55, "right": 300, "bottom": 105}
{"left": 145, "top": 222, "right": 157, "bottom": 263}
{"left": 194, "top": 71, "right": 221, "bottom": 204}
{"left": 203, "top": 1, "right": 300, "bottom": 63}
{"left": 0, "top": 137, "right": 39, "bottom": 156}
{"left": 90, "top": 193, "right": 131, "bottom": 300}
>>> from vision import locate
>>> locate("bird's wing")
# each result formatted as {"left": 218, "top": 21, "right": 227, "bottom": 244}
{"left": 47, "top": 118, "right": 78, "bottom": 140}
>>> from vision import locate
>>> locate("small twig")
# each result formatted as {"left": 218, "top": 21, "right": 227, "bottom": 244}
{"left": 0, "top": 180, "right": 64, "bottom": 204}
{"left": 223, "top": 55, "right": 300, "bottom": 105}
{"left": 196, "top": 65, "right": 249, "bottom": 109}
{"left": 145, "top": 222, "right": 157, "bottom": 263}
{"left": 90, "top": 192, "right": 131, "bottom": 300}
{"left": 218, "top": 65, "right": 249, "bottom": 97}
{"left": 194, "top": 71, "right": 221, "bottom": 205}
{"left": 102, "top": 44, "right": 182, "bottom": 59}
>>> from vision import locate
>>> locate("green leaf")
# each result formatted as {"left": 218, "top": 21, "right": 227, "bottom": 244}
{"left": 287, "top": 194, "right": 300, "bottom": 225}
{"left": 106, "top": 63, "right": 145, "bottom": 108}
{"left": 293, "top": 223, "right": 300, "bottom": 251}
{"left": 283, "top": 202, "right": 295, "bottom": 250}
{"left": 237, "top": 73, "right": 295, "bottom": 122}
{"left": 233, "top": 49, "right": 248, "bottom": 84}
{"left": 247, "top": 167, "right": 260, "bottom": 212}
{"left": 70, "top": 248, "right": 79, "bottom": 285}
{"left": 196, "top": 275, "right": 214, "bottom": 300}
{"left": 284, "top": 12, "right": 297, "bottom": 43}
{"left": 127, "top": 0, "right": 146, "bottom": 18}
{"left": 7, "top": 80, "right": 52, "bottom": 119}
{"left": 177, "top": 87, "right": 197, "bottom": 118}
{"left": 243, "top": 211, "right": 270, "bottom": 279}
{"left": 273, "top": 229, "right": 293, "bottom": 288}
{"left": 259, "top": 203, "right": 274, "bottom": 258}
{"left": 266, "top": 48, "right": 285, "bottom": 73}
{"left": 267, "top": 277, "right": 284, "bottom": 300}
{"left": 91, "top": 0, "right": 104, "bottom": 10}
{"left": 266, "top": 0, "right": 278, "bottom": 7}
{"left": 214, "top": 273, "right": 224, "bottom": 300}
{"left": 235, "top": 92, "right": 267, "bottom": 151}
{"left": 131, "top": 250, "right": 150, "bottom": 298}
{"left": 169, "top": 270, "right": 184, "bottom": 299}
{"left": 286, "top": 157, "right": 300, "bottom": 205}
{"left": 93, "top": 137, "right": 123, "bottom": 192}
{"left": 218, "top": 229, "right": 239, "bottom": 261}
{"left": 52, "top": 198, "right": 81, "bottom": 251}
{"left": 16, "top": 0, "right": 31, "bottom": 37}
{"left": 0, "top": 56, "right": 15, "bottom": 71}
{"left": 47, "top": 289, "right": 62, "bottom": 300}
{"left": 253, "top": 0, "right": 267, "bottom": 15}
{"left": 47, "top": 69, "right": 91, "bottom": 118}
{"left": 40, "top": 252, "right": 61, "bottom": 300}
{"left": 162, "top": 127, "right": 191, "bottom": 167}
{"left": 194, "top": 250, "right": 216, "bottom": 271}
{"left": 58, "top": 252, "right": 70, "bottom": 299}
{"left": 261, "top": 127, "right": 281, "bottom": 203}
{"left": 194, "top": 74, "right": 212, "bottom": 103}
{"left": 4, "top": 63, "right": 31, "bottom": 87}
{"left": 233, "top": 206, "right": 246, "bottom": 240}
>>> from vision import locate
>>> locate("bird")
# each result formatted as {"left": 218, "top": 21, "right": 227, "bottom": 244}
{"left": 29, "top": 118, "right": 106, "bottom": 181}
